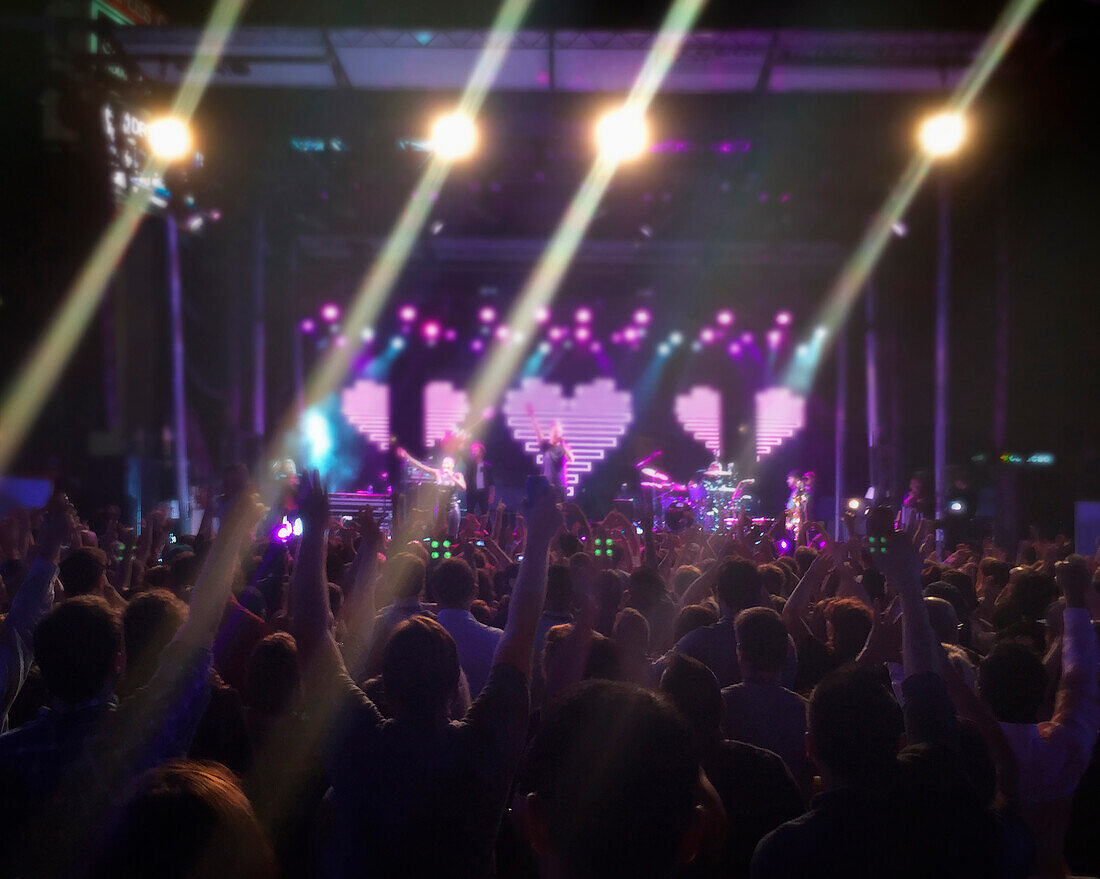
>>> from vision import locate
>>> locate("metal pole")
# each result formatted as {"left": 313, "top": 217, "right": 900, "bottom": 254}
{"left": 934, "top": 172, "right": 951, "bottom": 555}
{"left": 865, "top": 277, "right": 880, "bottom": 498}
{"left": 167, "top": 214, "right": 190, "bottom": 527}
{"left": 834, "top": 320, "right": 848, "bottom": 537}
{"left": 252, "top": 211, "right": 266, "bottom": 442}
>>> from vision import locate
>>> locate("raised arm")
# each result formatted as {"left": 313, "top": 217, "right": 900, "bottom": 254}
{"left": 452, "top": 471, "right": 467, "bottom": 491}
{"left": 881, "top": 524, "right": 941, "bottom": 678}
{"left": 397, "top": 447, "right": 439, "bottom": 478}
{"left": 1050, "top": 557, "right": 1100, "bottom": 756}
{"left": 288, "top": 470, "right": 333, "bottom": 661}
{"left": 492, "top": 479, "right": 563, "bottom": 676}
{"left": 562, "top": 440, "right": 576, "bottom": 463}
{"left": 526, "top": 402, "right": 545, "bottom": 446}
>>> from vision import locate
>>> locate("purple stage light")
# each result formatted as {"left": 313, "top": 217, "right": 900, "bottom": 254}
{"left": 716, "top": 309, "right": 734, "bottom": 326}
{"left": 320, "top": 303, "right": 340, "bottom": 322}
{"left": 728, "top": 342, "right": 742, "bottom": 356}
{"left": 590, "top": 341, "right": 602, "bottom": 353}
{"left": 575, "top": 307, "right": 592, "bottom": 324}
{"left": 575, "top": 326, "right": 591, "bottom": 342}
{"left": 700, "top": 327, "right": 716, "bottom": 344}
{"left": 495, "top": 324, "right": 511, "bottom": 341}
{"left": 478, "top": 306, "right": 496, "bottom": 324}
{"left": 767, "top": 329, "right": 782, "bottom": 348}
{"left": 741, "top": 331, "right": 754, "bottom": 344}
{"left": 470, "top": 338, "right": 484, "bottom": 352}
{"left": 611, "top": 331, "right": 623, "bottom": 344}
{"left": 299, "top": 318, "right": 316, "bottom": 334}
{"left": 548, "top": 326, "right": 566, "bottom": 342}
{"left": 535, "top": 306, "right": 551, "bottom": 324}
{"left": 398, "top": 304, "right": 417, "bottom": 322}
{"left": 776, "top": 537, "right": 791, "bottom": 554}
{"left": 444, "top": 328, "right": 458, "bottom": 341}
{"left": 775, "top": 311, "right": 792, "bottom": 326}
{"left": 422, "top": 321, "right": 441, "bottom": 341}
{"left": 274, "top": 520, "right": 294, "bottom": 542}
{"left": 623, "top": 327, "right": 639, "bottom": 343}
{"left": 633, "top": 308, "right": 651, "bottom": 325}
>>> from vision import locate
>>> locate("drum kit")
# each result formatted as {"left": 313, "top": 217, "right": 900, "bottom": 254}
{"left": 638, "top": 459, "right": 758, "bottom": 533}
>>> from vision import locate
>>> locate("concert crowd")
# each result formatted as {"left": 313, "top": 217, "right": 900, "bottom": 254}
{"left": 0, "top": 455, "right": 1098, "bottom": 879}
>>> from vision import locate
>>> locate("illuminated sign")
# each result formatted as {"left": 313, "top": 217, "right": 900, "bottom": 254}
{"left": 674, "top": 385, "right": 722, "bottom": 455}
{"left": 755, "top": 386, "right": 806, "bottom": 462}
{"left": 340, "top": 380, "right": 391, "bottom": 450}
{"left": 503, "top": 378, "right": 633, "bottom": 496}
{"left": 423, "top": 381, "right": 470, "bottom": 448}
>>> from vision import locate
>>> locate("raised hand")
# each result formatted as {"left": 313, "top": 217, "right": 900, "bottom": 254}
{"left": 298, "top": 469, "right": 329, "bottom": 533}
{"left": 523, "top": 479, "right": 564, "bottom": 544}
{"left": 1055, "top": 555, "right": 1091, "bottom": 609}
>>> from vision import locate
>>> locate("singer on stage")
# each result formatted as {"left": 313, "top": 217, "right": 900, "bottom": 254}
{"left": 396, "top": 447, "right": 467, "bottom": 536}
{"left": 526, "top": 403, "right": 574, "bottom": 497}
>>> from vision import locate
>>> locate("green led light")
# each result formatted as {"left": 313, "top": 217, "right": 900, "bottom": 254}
{"left": 444, "top": 552, "right": 452, "bottom": 559}
{"left": 443, "top": 540, "right": 451, "bottom": 548}
{"left": 431, "top": 540, "right": 439, "bottom": 549}
{"left": 431, "top": 551, "right": 440, "bottom": 559}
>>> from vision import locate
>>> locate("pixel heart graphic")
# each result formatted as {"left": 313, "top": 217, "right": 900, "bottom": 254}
{"left": 674, "top": 386, "right": 722, "bottom": 455}
{"left": 755, "top": 386, "right": 805, "bottom": 462}
{"left": 423, "top": 381, "right": 470, "bottom": 448}
{"left": 502, "top": 377, "right": 633, "bottom": 496}
{"left": 340, "top": 379, "right": 391, "bottom": 450}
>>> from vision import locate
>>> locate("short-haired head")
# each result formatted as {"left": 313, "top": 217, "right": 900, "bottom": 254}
{"left": 808, "top": 666, "right": 903, "bottom": 786}
{"left": 245, "top": 632, "right": 301, "bottom": 716}
{"left": 713, "top": 559, "right": 761, "bottom": 613}
{"left": 660, "top": 653, "right": 721, "bottom": 740}
{"left": 673, "top": 604, "right": 718, "bottom": 643}
{"left": 34, "top": 595, "right": 122, "bottom": 703}
{"left": 58, "top": 547, "right": 108, "bottom": 597}
{"left": 385, "top": 553, "right": 426, "bottom": 601}
{"left": 382, "top": 616, "right": 460, "bottom": 722}
{"left": 432, "top": 558, "right": 477, "bottom": 608}
{"left": 734, "top": 606, "right": 788, "bottom": 676}
{"left": 522, "top": 680, "right": 699, "bottom": 879}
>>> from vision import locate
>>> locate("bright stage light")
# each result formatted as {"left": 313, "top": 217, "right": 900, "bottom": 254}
{"left": 299, "top": 319, "right": 316, "bottom": 334}
{"left": 775, "top": 311, "right": 792, "bottom": 326}
{"left": 594, "top": 108, "right": 649, "bottom": 162}
{"left": 699, "top": 327, "right": 716, "bottom": 344}
{"left": 796, "top": 343, "right": 809, "bottom": 357}
{"left": 657, "top": 342, "right": 671, "bottom": 356}
{"left": 575, "top": 326, "right": 591, "bottom": 342}
{"left": 429, "top": 111, "right": 478, "bottom": 161}
{"left": 949, "top": 499, "right": 966, "bottom": 514}
{"left": 716, "top": 309, "right": 734, "bottom": 326}
{"left": 728, "top": 342, "right": 741, "bottom": 357}
{"left": 398, "top": 304, "right": 417, "bottom": 322}
{"left": 320, "top": 303, "right": 340, "bottom": 322}
{"left": 422, "top": 321, "right": 441, "bottom": 341}
{"left": 390, "top": 336, "right": 406, "bottom": 350}
{"left": 147, "top": 116, "right": 193, "bottom": 162}
{"left": 767, "top": 329, "right": 782, "bottom": 348}
{"left": 669, "top": 331, "right": 683, "bottom": 346}
{"left": 478, "top": 306, "right": 497, "bottom": 324}
{"left": 634, "top": 308, "right": 651, "bottom": 325}
{"left": 741, "top": 332, "right": 753, "bottom": 344}
{"left": 535, "top": 306, "right": 551, "bottom": 324}
{"left": 847, "top": 498, "right": 862, "bottom": 511}
{"left": 815, "top": 326, "right": 828, "bottom": 339}
{"left": 623, "top": 327, "right": 639, "bottom": 343}
{"left": 918, "top": 112, "right": 967, "bottom": 158}
{"left": 360, "top": 327, "right": 374, "bottom": 342}
{"left": 538, "top": 341, "right": 551, "bottom": 354}
{"left": 575, "top": 307, "right": 592, "bottom": 324}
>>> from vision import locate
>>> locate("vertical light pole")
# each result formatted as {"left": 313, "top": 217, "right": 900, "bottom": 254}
{"left": 149, "top": 116, "right": 195, "bottom": 528}
{"left": 918, "top": 111, "right": 967, "bottom": 555}
{"left": 834, "top": 320, "right": 848, "bottom": 537}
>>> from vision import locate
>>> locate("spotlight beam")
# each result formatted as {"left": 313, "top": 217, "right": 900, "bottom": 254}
{"left": 783, "top": 0, "right": 1042, "bottom": 395}
{"left": 0, "top": 0, "right": 248, "bottom": 475}
{"left": 467, "top": 0, "right": 708, "bottom": 419}
{"left": 278, "top": 0, "right": 532, "bottom": 453}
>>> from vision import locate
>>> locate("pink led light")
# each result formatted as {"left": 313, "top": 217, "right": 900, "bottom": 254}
{"left": 633, "top": 308, "right": 651, "bottom": 325}
{"left": 535, "top": 306, "right": 551, "bottom": 324}
{"left": 775, "top": 311, "right": 792, "bottom": 326}
{"left": 700, "top": 327, "right": 716, "bottom": 344}
{"left": 741, "top": 331, "right": 754, "bottom": 344}
{"left": 716, "top": 309, "right": 734, "bottom": 326}
{"left": 611, "top": 331, "right": 623, "bottom": 344}
{"left": 623, "top": 327, "right": 639, "bottom": 343}
{"left": 444, "top": 328, "right": 458, "bottom": 341}
{"left": 423, "top": 380, "right": 470, "bottom": 448}
{"left": 575, "top": 307, "right": 592, "bottom": 324}
{"left": 495, "top": 325, "right": 511, "bottom": 341}
{"left": 422, "top": 321, "right": 441, "bottom": 341}
{"left": 320, "top": 303, "right": 340, "bottom": 322}
{"left": 767, "top": 329, "right": 782, "bottom": 347}
{"left": 755, "top": 386, "right": 806, "bottom": 462}
{"left": 299, "top": 318, "right": 316, "bottom": 334}
{"left": 728, "top": 342, "right": 742, "bottom": 356}
{"left": 590, "top": 341, "right": 602, "bottom": 353}
{"left": 502, "top": 377, "right": 634, "bottom": 495}
{"left": 340, "top": 379, "right": 391, "bottom": 451}
{"left": 675, "top": 386, "right": 722, "bottom": 455}
{"left": 478, "top": 306, "right": 497, "bottom": 324}
{"left": 575, "top": 326, "right": 591, "bottom": 342}
{"left": 548, "top": 326, "right": 566, "bottom": 342}
{"left": 398, "top": 305, "right": 417, "bottom": 322}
